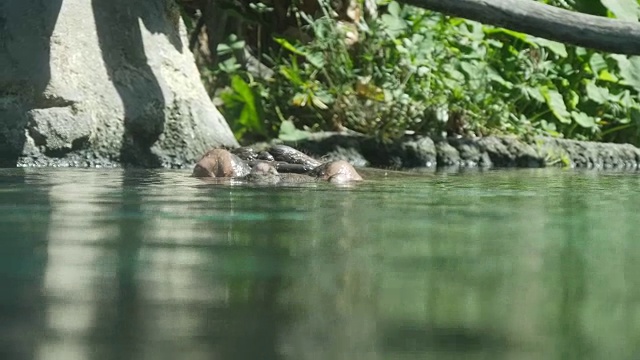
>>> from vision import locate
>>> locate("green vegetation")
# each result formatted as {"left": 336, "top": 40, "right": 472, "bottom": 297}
{"left": 185, "top": 0, "right": 640, "bottom": 145}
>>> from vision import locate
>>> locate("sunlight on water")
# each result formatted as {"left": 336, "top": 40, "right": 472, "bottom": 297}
{"left": 1, "top": 167, "right": 640, "bottom": 360}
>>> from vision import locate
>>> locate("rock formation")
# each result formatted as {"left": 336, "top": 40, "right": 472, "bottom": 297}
{"left": 0, "top": 0, "right": 238, "bottom": 168}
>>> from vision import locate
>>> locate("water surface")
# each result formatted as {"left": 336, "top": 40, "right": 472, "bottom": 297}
{"left": 1, "top": 167, "right": 639, "bottom": 360}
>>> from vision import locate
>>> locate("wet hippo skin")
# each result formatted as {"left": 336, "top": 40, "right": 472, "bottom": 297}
{"left": 192, "top": 147, "right": 363, "bottom": 184}
{"left": 310, "top": 160, "right": 364, "bottom": 183}
{"left": 191, "top": 148, "right": 251, "bottom": 178}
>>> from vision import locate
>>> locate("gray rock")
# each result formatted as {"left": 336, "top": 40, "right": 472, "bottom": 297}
{"left": 0, "top": 0, "right": 237, "bottom": 168}
{"left": 322, "top": 146, "right": 369, "bottom": 168}
{"left": 269, "top": 133, "right": 640, "bottom": 172}
{"left": 284, "top": 134, "right": 371, "bottom": 167}
{"left": 537, "top": 138, "right": 640, "bottom": 170}
{"left": 400, "top": 137, "right": 437, "bottom": 168}
{"left": 478, "top": 136, "right": 544, "bottom": 168}
{"left": 27, "top": 107, "right": 91, "bottom": 154}
{"left": 435, "top": 140, "right": 460, "bottom": 168}
{"left": 448, "top": 137, "right": 492, "bottom": 168}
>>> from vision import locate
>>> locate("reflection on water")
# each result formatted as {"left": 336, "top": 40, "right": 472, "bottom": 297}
{"left": 1, "top": 168, "right": 640, "bottom": 360}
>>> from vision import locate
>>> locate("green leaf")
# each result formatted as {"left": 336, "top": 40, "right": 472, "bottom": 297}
{"left": 459, "top": 62, "right": 479, "bottom": 79}
{"left": 585, "top": 81, "right": 610, "bottom": 104}
{"left": 279, "top": 64, "right": 303, "bottom": 86}
{"left": 527, "top": 36, "right": 567, "bottom": 58}
{"left": 273, "top": 37, "right": 324, "bottom": 68}
{"left": 311, "top": 96, "right": 329, "bottom": 110}
{"left": 589, "top": 53, "right": 607, "bottom": 74}
{"left": 630, "top": 107, "right": 640, "bottom": 125}
{"left": 540, "top": 86, "right": 571, "bottom": 124}
{"left": 231, "top": 75, "right": 254, "bottom": 103}
{"left": 615, "top": 90, "right": 634, "bottom": 109}
{"left": 614, "top": 55, "right": 640, "bottom": 91}
{"left": 571, "top": 111, "right": 596, "bottom": 128}
{"left": 444, "top": 66, "right": 465, "bottom": 82}
{"left": 483, "top": 27, "right": 531, "bottom": 44}
{"left": 522, "top": 85, "right": 544, "bottom": 103}
{"left": 228, "top": 75, "right": 265, "bottom": 136}
{"left": 278, "top": 120, "right": 311, "bottom": 141}
{"left": 568, "top": 90, "right": 579, "bottom": 108}
{"left": 219, "top": 58, "right": 241, "bottom": 73}
{"left": 217, "top": 43, "right": 232, "bottom": 55}
{"left": 249, "top": 2, "right": 273, "bottom": 14}
{"left": 305, "top": 52, "right": 325, "bottom": 69}
{"left": 597, "top": 69, "right": 619, "bottom": 82}
{"left": 381, "top": 14, "right": 406, "bottom": 38}
{"left": 601, "top": 0, "right": 639, "bottom": 20}
{"left": 230, "top": 39, "right": 246, "bottom": 50}
{"left": 388, "top": 1, "right": 401, "bottom": 16}
{"left": 217, "top": 36, "right": 245, "bottom": 56}
{"left": 274, "top": 37, "right": 306, "bottom": 56}
{"left": 487, "top": 67, "right": 511, "bottom": 88}
{"left": 540, "top": 119, "right": 558, "bottom": 133}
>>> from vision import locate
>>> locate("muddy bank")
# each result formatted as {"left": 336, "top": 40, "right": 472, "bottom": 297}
{"left": 272, "top": 133, "right": 640, "bottom": 171}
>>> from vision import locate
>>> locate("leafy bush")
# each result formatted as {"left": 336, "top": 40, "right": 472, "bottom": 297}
{"left": 199, "top": 0, "right": 640, "bottom": 145}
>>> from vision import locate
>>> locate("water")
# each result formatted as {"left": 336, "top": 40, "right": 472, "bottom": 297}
{"left": 1, "top": 167, "right": 639, "bottom": 360}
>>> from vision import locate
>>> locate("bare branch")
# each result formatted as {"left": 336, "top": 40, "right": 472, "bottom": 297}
{"left": 399, "top": 0, "right": 640, "bottom": 55}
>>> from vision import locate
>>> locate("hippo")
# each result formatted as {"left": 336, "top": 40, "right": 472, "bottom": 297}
{"left": 192, "top": 145, "right": 363, "bottom": 184}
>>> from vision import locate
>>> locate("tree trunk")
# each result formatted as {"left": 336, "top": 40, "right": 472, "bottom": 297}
{"left": 0, "top": 0, "right": 238, "bottom": 168}
{"left": 400, "top": 0, "right": 640, "bottom": 55}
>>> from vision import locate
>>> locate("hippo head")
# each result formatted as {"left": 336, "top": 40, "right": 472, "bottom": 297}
{"left": 245, "top": 162, "right": 281, "bottom": 184}
{"left": 192, "top": 148, "right": 251, "bottom": 178}
{"left": 251, "top": 161, "right": 279, "bottom": 176}
{"left": 311, "top": 160, "right": 363, "bottom": 184}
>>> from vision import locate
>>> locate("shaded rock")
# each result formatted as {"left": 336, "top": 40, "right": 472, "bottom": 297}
{"left": 27, "top": 107, "right": 91, "bottom": 156}
{"left": 357, "top": 136, "right": 436, "bottom": 169}
{"left": 283, "top": 134, "right": 370, "bottom": 167}
{"left": 320, "top": 146, "right": 369, "bottom": 167}
{"left": 477, "top": 136, "right": 543, "bottom": 168}
{"left": 435, "top": 140, "right": 461, "bottom": 168}
{"left": 400, "top": 137, "right": 437, "bottom": 168}
{"left": 267, "top": 132, "right": 640, "bottom": 171}
{"left": 1, "top": 0, "right": 237, "bottom": 168}
{"left": 537, "top": 138, "right": 640, "bottom": 170}
{"left": 269, "top": 144, "right": 322, "bottom": 167}
{"left": 448, "top": 138, "right": 492, "bottom": 168}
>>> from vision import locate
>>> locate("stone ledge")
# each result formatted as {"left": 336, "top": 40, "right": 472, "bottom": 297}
{"left": 12, "top": 132, "right": 640, "bottom": 170}
{"left": 277, "top": 134, "right": 640, "bottom": 170}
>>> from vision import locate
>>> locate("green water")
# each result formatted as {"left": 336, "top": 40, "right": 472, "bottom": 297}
{"left": 1, "top": 167, "right": 639, "bottom": 360}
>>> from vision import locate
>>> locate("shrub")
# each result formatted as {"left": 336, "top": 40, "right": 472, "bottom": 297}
{"left": 193, "top": 0, "right": 640, "bottom": 145}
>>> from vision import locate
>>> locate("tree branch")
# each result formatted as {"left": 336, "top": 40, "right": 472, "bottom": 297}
{"left": 399, "top": 0, "right": 640, "bottom": 55}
